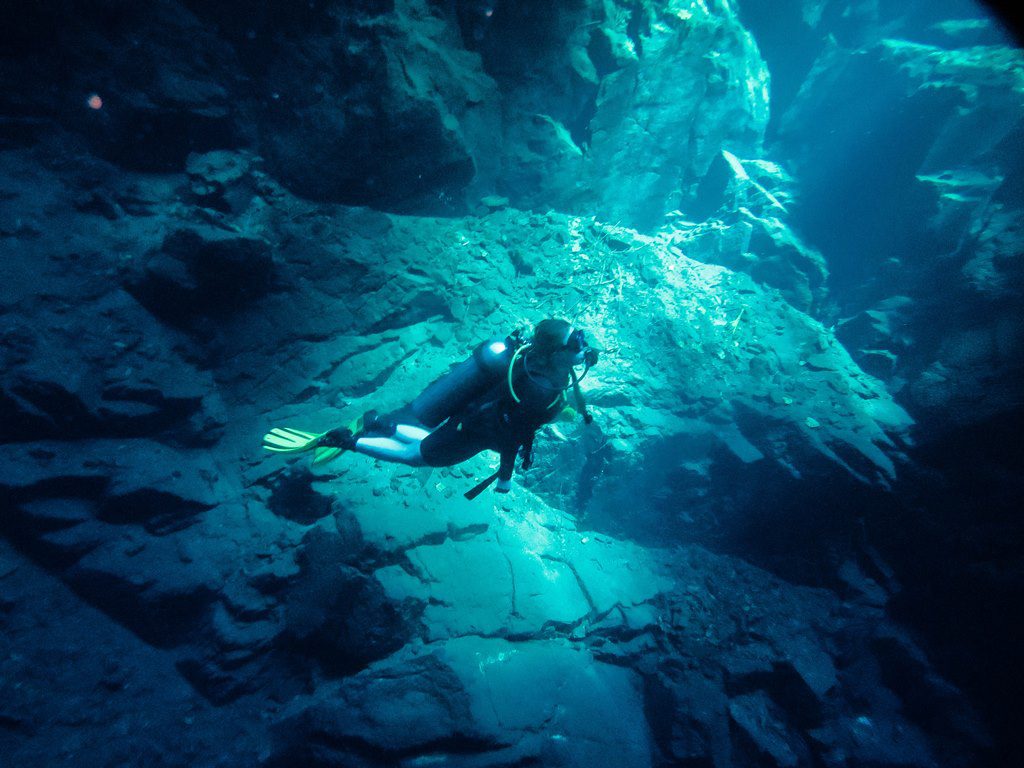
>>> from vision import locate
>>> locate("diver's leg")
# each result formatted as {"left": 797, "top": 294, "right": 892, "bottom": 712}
{"left": 418, "top": 422, "right": 488, "bottom": 469}
{"left": 352, "top": 435, "right": 427, "bottom": 466}
{"left": 394, "top": 424, "right": 430, "bottom": 443}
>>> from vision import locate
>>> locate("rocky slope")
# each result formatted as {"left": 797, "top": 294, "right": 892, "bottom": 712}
{"left": 0, "top": 136, "right": 984, "bottom": 766}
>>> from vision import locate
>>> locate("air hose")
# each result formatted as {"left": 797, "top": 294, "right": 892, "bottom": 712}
{"left": 507, "top": 343, "right": 530, "bottom": 404}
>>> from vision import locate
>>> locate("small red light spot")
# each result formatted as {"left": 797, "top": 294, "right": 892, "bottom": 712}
{"left": 87, "top": 94, "right": 103, "bottom": 110}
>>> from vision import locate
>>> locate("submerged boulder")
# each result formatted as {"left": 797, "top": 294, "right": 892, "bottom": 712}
{"left": 275, "top": 637, "right": 653, "bottom": 767}
{"left": 671, "top": 150, "right": 829, "bottom": 312}
{"left": 126, "top": 228, "right": 275, "bottom": 334}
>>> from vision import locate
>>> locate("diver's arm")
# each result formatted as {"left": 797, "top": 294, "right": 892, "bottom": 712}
{"left": 498, "top": 446, "right": 516, "bottom": 480}
{"left": 520, "top": 433, "right": 535, "bottom": 470}
{"left": 495, "top": 445, "right": 517, "bottom": 492}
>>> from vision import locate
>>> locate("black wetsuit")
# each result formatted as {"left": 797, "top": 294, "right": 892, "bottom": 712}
{"left": 419, "top": 361, "right": 567, "bottom": 481}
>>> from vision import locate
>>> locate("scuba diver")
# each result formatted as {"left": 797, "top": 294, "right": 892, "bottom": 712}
{"left": 263, "top": 319, "right": 598, "bottom": 498}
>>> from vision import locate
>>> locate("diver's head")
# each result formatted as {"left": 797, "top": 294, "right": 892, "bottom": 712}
{"left": 532, "top": 319, "right": 573, "bottom": 353}
{"left": 530, "top": 319, "right": 597, "bottom": 368}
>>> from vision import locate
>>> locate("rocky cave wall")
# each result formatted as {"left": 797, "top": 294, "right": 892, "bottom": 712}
{"left": 732, "top": 2, "right": 1024, "bottom": 757}
{"left": 1, "top": 0, "right": 1022, "bottom": 766}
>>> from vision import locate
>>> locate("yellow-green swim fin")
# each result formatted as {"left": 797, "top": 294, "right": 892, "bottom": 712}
{"left": 262, "top": 427, "right": 324, "bottom": 453}
{"left": 263, "top": 416, "right": 366, "bottom": 466}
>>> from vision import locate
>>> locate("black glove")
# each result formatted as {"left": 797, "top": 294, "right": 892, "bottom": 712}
{"left": 521, "top": 451, "right": 533, "bottom": 471}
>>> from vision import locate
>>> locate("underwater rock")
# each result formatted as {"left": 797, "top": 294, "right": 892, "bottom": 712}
{"left": 277, "top": 637, "right": 653, "bottom": 768}
{"left": 0, "top": 439, "right": 223, "bottom": 552}
{"left": 665, "top": 151, "right": 829, "bottom": 312}
{"left": 773, "top": 30, "right": 1024, "bottom": 435}
{"left": 646, "top": 667, "right": 733, "bottom": 766}
{"left": 642, "top": 545, "right": 990, "bottom": 767}
{"left": 808, "top": 717, "right": 939, "bottom": 768}
{"left": 729, "top": 691, "right": 805, "bottom": 767}
{"left": 835, "top": 296, "right": 916, "bottom": 377}
{"left": 439, "top": 637, "right": 652, "bottom": 767}
{"left": 282, "top": 527, "right": 411, "bottom": 676}
{"left": 253, "top": 2, "right": 492, "bottom": 213}
{"left": 349, "top": 462, "right": 670, "bottom": 642}
{"left": 786, "top": 36, "right": 1024, "bottom": 287}
{"left": 259, "top": 466, "right": 336, "bottom": 525}
{"left": 717, "top": 624, "right": 838, "bottom": 732}
{"left": 0, "top": 538, "right": 267, "bottom": 766}
{"left": 739, "top": 0, "right": 1017, "bottom": 135}
{"left": 184, "top": 150, "right": 260, "bottom": 215}
{"left": 96, "top": 487, "right": 214, "bottom": 536}
{"left": 958, "top": 197, "right": 1024, "bottom": 299}
{"left": 480, "top": 194, "right": 509, "bottom": 209}
{"left": 0, "top": 2, "right": 241, "bottom": 170}
{"left": 2, "top": 0, "right": 770, "bottom": 227}
{"left": 496, "top": 215, "right": 916, "bottom": 540}
{"left": 0, "top": 371, "right": 218, "bottom": 445}
{"left": 126, "top": 228, "right": 275, "bottom": 334}
{"left": 869, "top": 628, "right": 990, "bottom": 754}
{"left": 67, "top": 536, "right": 220, "bottom": 649}
{"left": 905, "top": 311, "right": 1024, "bottom": 426}
{"left": 0, "top": 191, "right": 237, "bottom": 443}
{"left": 485, "top": 0, "right": 769, "bottom": 228}
{"left": 273, "top": 650, "right": 477, "bottom": 765}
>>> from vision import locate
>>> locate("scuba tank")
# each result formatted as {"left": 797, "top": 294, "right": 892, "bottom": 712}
{"left": 409, "top": 330, "right": 524, "bottom": 429}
